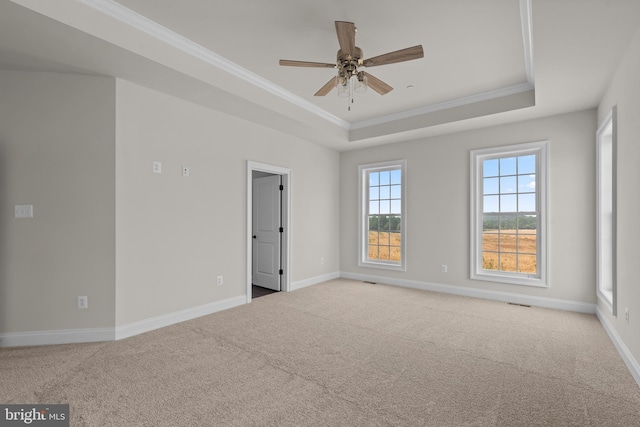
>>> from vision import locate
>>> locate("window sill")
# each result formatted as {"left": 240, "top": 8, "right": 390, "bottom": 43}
{"left": 359, "top": 260, "right": 406, "bottom": 272}
{"left": 472, "top": 271, "right": 547, "bottom": 288}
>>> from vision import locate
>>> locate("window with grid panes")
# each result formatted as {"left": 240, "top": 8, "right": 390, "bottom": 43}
{"left": 470, "top": 142, "right": 548, "bottom": 287}
{"left": 359, "top": 160, "right": 406, "bottom": 271}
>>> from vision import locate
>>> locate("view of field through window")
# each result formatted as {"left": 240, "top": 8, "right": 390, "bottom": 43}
{"left": 482, "top": 154, "right": 538, "bottom": 274}
{"left": 367, "top": 168, "right": 402, "bottom": 263}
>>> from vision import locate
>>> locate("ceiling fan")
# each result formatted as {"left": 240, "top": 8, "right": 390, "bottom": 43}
{"left": 279, "top": 21, "right": 424, "bottom": 99}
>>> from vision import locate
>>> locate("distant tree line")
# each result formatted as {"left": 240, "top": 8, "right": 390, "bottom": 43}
{"left": 369, "top": 215, "right": 401, "bottom": 232}
{"left": 483, "top": 215, "right": 537, "bottom": 230}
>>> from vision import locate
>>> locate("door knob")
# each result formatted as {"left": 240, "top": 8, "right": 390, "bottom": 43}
{"left": 252, "top": 235, "right": 257, "bottom": 239}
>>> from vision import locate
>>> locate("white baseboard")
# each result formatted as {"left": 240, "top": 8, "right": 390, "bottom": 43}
{"left": 0, "top": 327, "right": 115, "bottom": 347}
{"left": 339, "top": 272, "right": 596, "bottom": 314}
{"left": 0, "top": 295, "right": 247, "bottom": 347}
{"left": 115, "top": 295, "right": 246, "bottom": 340}
{"left": 341, "top": 272, "right": 640, "bottom": 387}
{"left": 596, "top": 306, "right": 640, "bottom": 388}
{"left": 290, "top": 271, "right": 340, "bottom": 291}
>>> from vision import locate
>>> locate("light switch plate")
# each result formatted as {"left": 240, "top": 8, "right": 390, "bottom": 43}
{"left": 15, "top": 205, "right": 33, "bottom": 218}
{"left": 77, "top": 296, "right": 88, "bottom": 309}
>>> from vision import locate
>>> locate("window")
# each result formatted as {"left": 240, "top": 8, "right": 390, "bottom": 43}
{"left": 470, "top": 141, "right": 548, "bottom": 287}
{"left": 359, "top": 160, "right": 406, "bottom": 271}
{"left": 596, "top": 108, "right": 617, "bottom": 314}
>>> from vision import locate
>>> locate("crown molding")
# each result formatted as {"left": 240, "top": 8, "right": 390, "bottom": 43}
{"left": 81, "top": 0, "right": 534, "bottom": 136}
{"left": 350, "top": 81, "right": 534, "bottom": 131}
{"left": 80, "top": 0, "right": 350, "bottom": 129}
{"left": 351, "top": 0, "right": 535, "bottom": 132}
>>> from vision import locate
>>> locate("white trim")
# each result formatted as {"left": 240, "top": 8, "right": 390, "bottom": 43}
{"left": 80, "top": 0, "right": 349, "bottom": 129}
{"left": 340, "top": 272, "right": 595, "bottom": 314}
{"left": 115, "top": 295, "right": 246, "bottom": 340}
{"left": 0, "top": 328, "right": 115, "bottom": 347}
{"left": 81, "top": 0, "right": 534, "bottom": 135}
{"left": 351, "top": 0, "right": 535, "bottom": 130}
{"left": 470, "top": 140, "right": 549, "bottom": 287}
{"left": 595, "top": 108, "right": 617, "bottom": 315}
{"left": 1, "top": 294, "right": 249, "bottom": 346}
{"left": 351, "top": 82, "right": 534, "bottom": 130}
{"left": 596, "top": 306, "right": 640, "bottom": 388}
{"left": 247, "top": 161, "right": 292, "bottom": 303}
{"left": 247, "top": 161, "right": 291, "bottom": 176}
{"left": 291, "top": 272, "right": 340, "bottom": 291}
{"left": 520, "top": 0, "right": 535, "bottom": 84}
{"left": 358, "top": 160, "right": 407, "bottom": 272}
{"left": 597, "top": 292, "right": 613, "bottom": 315}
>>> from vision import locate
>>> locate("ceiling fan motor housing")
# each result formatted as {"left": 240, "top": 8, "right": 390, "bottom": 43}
{"left": 337, "top": 47, "right": 363, "bottom": 77}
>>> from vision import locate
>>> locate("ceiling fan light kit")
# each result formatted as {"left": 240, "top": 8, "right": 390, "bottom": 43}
{"left": 279, "top": 21, "right": 424, "bottom": 110}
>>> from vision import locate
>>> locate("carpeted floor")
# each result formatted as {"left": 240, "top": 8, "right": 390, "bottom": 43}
{"left": 1, "top": 279, "right": 639, "bottom": 426}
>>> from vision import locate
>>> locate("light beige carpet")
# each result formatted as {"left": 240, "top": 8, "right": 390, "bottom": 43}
{"left": 1, "top": 279, "right": 639, "bottom": 426}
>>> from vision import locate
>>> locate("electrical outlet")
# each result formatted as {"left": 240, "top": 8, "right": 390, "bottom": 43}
{"left": 320, "top": 257, "right": 325, "bottom": 265}
{"left": 153, "top": 161, "right": 162, "bottom": 174}
{"left": 78, "top": 296, "right": 88, "bottom": 309}
{"left": 441, "top": 264, "right": 448, "bottom": 273}
{"left": 217, "top": 276, "right": 223, "bottom": 286}
{"left": 625, "top": 308, "right": 629, "bottom": 324}
{"left": 182, "top": 166, "right": 190, "bottom": 177}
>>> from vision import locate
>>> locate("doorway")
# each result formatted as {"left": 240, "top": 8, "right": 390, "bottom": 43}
{"left": 246, "top": 161, "right": 290, "bottom": 303}
{"left": 252, "top": 172, "right": 282, "bottom": 292}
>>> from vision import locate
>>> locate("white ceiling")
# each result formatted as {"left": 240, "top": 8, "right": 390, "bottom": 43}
{"left": 1, "top": 0, "right": 639, "bottom": 150}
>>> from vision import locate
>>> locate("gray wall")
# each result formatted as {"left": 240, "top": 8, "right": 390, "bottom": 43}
{"left": 340, "top": 109, "right": 597, "bottom": 304}
{"left": 0, "top": 70, "right": 116, "bottom": 333}
{"left": 598, "top": 25, "right": 640, "bottom": 369}
{"left": 114, "top": 79, "right": 340, "bottom": 326}
{"left": 0, "top": 72, "right": 340, "bottom": 336}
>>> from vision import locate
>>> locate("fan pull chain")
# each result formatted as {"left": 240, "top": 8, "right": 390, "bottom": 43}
{"left": 348, "top": 76, "right": 354, "bottom": 111}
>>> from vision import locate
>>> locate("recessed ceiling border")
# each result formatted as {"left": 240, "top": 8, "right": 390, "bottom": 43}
{"left": 80, "top": 0, "right": 350, "bottom": 129}
{"left": 81, "top": 0, "right": 533, "bottom": 135}
{"left": 351, "top": 0, "right": 534, "bottom": 130}
{"left": 350, "top": 82, "right": 534, "bottom": 130}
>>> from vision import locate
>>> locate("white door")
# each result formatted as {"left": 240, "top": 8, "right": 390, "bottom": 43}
{"left": 252, "top": 174, "right": 281, "bottom": 291}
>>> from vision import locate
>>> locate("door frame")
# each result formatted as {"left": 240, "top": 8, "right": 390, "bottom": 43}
{"left": 246, "top": 161, "right": 291, "bottom": 303}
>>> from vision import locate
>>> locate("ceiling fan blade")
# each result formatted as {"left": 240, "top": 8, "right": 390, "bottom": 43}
{"left": 363, "top": 45, "right": 424, "bottom": 67}
{"left": 335, "top": 21, "right": 356, "bottom": 58}
{"left": 365, "top": 73, "right": 393, "bottom": 95}
{"left": 314, "top": 77, "right": 336, "bottom": 96}
{"left": 279, "top": 60, "right": 336, "bottom": 68}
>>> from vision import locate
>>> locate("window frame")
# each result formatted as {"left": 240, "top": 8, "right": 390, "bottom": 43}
{"left": 358, "top": 159, "right": 407, "bottom": 272}
{"left": 596, "top": 107, "right": 617, "bottom": 314}
{"left": 470, "top": 141, "right": 549, "bottom": 287}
